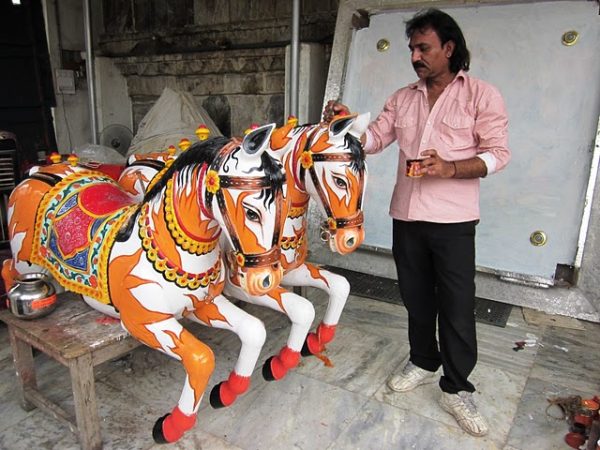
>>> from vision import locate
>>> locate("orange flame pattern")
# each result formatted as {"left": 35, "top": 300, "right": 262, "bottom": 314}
{"left": 183, "top": 279, "right": 229, "bottom": 325}
{"left": 306, "top": 263, "right": 329, "bottom": 287}
{"left": 164, "top": 329, "right": 214, "bottom": 408}
{"left": 108, "top": 249, "right": 170, "bottom": 349}
{"left": 151, "top": 201, "right": 182, "bottom": 268}
{"left": 270, "top": 123, "right": 295, "bottom": 151}
{"left": 8, "top": 178, "right": 52, "bottom": 262}
{"left": 222, "top": 190, "right": 264, "bottom": 253}
{"left": 120, "top": 169, "right": 150, "bottom": 196}
{"left": 172, "top": 168, "right": 217, "bottom": 240}
{"left": 322, "top": 166, "right": 361, "bottom": 217}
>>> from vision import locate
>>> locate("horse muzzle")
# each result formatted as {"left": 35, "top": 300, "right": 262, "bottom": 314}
{"left": 238, "top": 263, "right": 283, "bottom": 296}
{"left": 327, "top": 226, "right": 365, "bottom": 255}
{"left": 229, "top": 248, "right": 283, "bottom": 296}
{"left": 319, "top": 212, "right": 365, "bottom": 255}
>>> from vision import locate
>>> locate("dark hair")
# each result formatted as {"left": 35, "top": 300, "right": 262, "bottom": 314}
{"left": 142, "top": 136, "right": 285, "bottom": 209}
{"left": 405, "top": 8, "right": 470, "bottom": 73}
{"left": 143, "top": 136, "right": 229, "bottom": 203}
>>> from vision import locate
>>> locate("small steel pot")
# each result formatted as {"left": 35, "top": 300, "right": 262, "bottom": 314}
{"left": 7, "top": 273, "right": 57, "bottom": 319}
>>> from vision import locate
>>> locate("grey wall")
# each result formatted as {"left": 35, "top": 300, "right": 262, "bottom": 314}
{"left": 97, "top": 0, "right": 339, "bottom": 136}
{"left": 44, "top": 0, "right": 338, "bottom": 149}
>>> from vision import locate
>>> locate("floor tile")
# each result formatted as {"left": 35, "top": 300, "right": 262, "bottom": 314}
{"left": 1, "top": 290, "right": 599, "bottom": 450}
{"left": 296, "top": 325, "right": 409, "bottom": 397}
{"left": 147, "top": 431, "right": 244, "bottom": 450}
{"left": 198, "top": 371, "right": 369, "bottom": 450}
{"left": 477, "top": 319, "right": 540, "bottom": 377}
{"left": 374, "top": 360, "right": 527, "bottom": 447}
{"left": 330, "top": 397, "right": 502, "bottom": 449}
{"left": 0, "top": 407, "right": 81, "bottom": 450}
{"left": 529, "top": 325, "right": 600, "bottom": 393}
{"left": 505, "top": 376, "right": 589, "bottom": 450}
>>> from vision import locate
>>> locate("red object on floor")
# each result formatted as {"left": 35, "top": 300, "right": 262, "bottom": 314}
{"left": 564, "top": 431, "right": 585, "bottom": 448}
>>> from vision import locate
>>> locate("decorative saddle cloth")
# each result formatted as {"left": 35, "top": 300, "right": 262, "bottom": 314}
{"left": 31, "top": 171, "right": 138, "bottom": 304}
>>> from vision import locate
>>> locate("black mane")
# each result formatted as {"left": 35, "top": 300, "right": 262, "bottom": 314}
{"left": 142, "top": 136, "right": 286, "bottom": 208}
{"left": 345, "top": 133, "right": 366, "bottom": 173}
{"left": 143, "top": 136, "right": 230, "bottom": 203}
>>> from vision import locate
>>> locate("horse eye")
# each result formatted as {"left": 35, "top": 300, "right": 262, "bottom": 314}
{"left": 245, "top": 208, "right": 261, "bottom": 223}
{"left": 333, "top": 176, "right": 347, "bottom": 189}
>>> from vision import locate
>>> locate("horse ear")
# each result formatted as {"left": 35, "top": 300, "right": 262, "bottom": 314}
{"left": 328, "top": 115, "right": 356, "bottom": 140}
{"left": 242, "top": 123, "right": 276, "bottom": 156}
{"left": 349, "top": 112, "right": 370, "bottom": 139}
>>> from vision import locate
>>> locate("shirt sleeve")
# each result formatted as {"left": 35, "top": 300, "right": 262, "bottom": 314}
{"left": 475, "top": 85, "right": 511, "bottom": 175}
{"left": 363, "top": 91, "right": 401, "bottom": 155}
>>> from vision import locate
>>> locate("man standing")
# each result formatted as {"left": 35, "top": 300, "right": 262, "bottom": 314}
{"left": 324, "top": 8, "right": 510, "bottom": 436}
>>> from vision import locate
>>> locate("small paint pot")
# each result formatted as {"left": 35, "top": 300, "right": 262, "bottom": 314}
{"left": 565, "top": 432, "right": 586, "bottom": 449}
{"left": 583, "top": 399, "right": 600, "bottom": 419}
{"left": 406, "top": 159, "right": 424, "bottom": 177}
{"left": 582, "top": 398, "right": 599, "bottom": 411}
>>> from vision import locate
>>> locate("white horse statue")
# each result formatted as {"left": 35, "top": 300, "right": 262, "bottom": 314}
{"left": 224, "top": 113, "right": 370, "bottom": 383}
{"left": 115, "top": 113, "right": 369, "bottom": 405}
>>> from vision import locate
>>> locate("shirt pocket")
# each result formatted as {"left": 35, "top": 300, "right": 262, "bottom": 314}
{"left": 395, "top": 115, "right": 418, "bottom": 150}
{"left": 439, "top": 115, "right": 475, "bottom": 150}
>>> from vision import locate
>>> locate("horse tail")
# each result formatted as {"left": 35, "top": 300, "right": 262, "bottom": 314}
{"left": 1, "top": 258, "right": 16, "bottom": 293}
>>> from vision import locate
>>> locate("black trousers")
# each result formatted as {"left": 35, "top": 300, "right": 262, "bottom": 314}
{"left": 392, "top": 219, "right": 478, "bottom": 394}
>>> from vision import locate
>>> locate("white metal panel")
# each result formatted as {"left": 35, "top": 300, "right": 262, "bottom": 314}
{"left": 341, "top": 1, "right": 600, "bottom": 282}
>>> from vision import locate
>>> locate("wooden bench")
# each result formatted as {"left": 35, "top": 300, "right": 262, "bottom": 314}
{"left": 0, "top": 292, "right": 141, "bottom": 450}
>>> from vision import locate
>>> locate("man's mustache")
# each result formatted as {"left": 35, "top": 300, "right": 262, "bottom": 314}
{"left": 413, "top": 62, "right": 426, "bottom": 70}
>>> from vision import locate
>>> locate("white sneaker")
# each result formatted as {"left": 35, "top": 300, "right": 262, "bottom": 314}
{"left": 439, "top": 391, "right": 489, "bottom": 437}
{"left": 387, "top": 361, "right": 437, "bottom": 392}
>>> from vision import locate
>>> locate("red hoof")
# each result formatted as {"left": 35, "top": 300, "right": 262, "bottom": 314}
{"left": 305, "top": 323, "right": 337, "bottom": 355}
{"left": 305, "top": 332, "right": 323, "bottom": 354}
{"left": 226, "top": 372, "right": 251, "bottom": 395}
{"left": 153, "top": 406, "right": 196, "bottom": 444}
{"left": 212, "top": 372, "right": 250, "bottom": 407}
{"left": 317, "top": 323, "right": 336, "bottom": 345}
{"left": 266, "top": 346, "right": 300, "bottom": 380}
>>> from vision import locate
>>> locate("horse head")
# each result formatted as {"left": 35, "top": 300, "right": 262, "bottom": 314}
{"left": 202, "top": 124, "right": 286, "bottom": 295}
{"left": 299, "top": 113, "right": 370, "bottom": 255}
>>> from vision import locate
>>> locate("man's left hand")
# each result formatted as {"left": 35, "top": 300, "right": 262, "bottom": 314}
{"left": 420, "top": 149, "right": 456, "bottom": 178}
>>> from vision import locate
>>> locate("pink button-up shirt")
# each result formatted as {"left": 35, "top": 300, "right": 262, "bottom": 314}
{"left": 364, "top": 71, "right": 510, "bottom": 223}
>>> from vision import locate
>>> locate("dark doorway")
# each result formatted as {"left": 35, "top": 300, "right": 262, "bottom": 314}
{"left": 0, "top": 0, "right": 57, "bottom": 174}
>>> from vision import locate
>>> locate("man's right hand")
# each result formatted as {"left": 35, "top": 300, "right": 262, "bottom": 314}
{"left": 323, "top": 100, "right": 351, "bottom": 123}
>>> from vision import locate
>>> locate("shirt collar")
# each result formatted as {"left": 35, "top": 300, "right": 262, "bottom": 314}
{"left": 410, "top": 70, "right": 467, "bottom": 91}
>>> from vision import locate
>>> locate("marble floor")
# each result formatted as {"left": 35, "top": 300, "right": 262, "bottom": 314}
{"left": 0, "top": 288, "right": 599, "bottom": 450}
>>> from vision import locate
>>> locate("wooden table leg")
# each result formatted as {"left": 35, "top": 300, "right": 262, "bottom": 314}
{"left": 7, "top": 326, "right": 37, "bottom": 411}
{"left": 69, "top": 353, "right": 102, "bottom": 450}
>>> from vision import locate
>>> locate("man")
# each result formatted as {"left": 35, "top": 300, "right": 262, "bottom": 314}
{"left": 324, "top": 8, "right": 510, "bottom": 437}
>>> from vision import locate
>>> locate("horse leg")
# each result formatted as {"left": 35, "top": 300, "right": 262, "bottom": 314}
{"left": 120, "top": 315, "right": 214, "bottom": 444}
{"left": 184, "top": 294, "right": 266, "bottom": 408}
{"left": 282, "top": 264, "right": 350, "bottom": 356}
{"left": 225, "top": 283, "right": 315, "bottom": 381}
